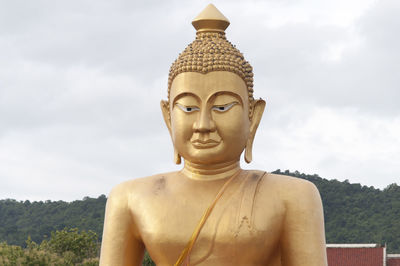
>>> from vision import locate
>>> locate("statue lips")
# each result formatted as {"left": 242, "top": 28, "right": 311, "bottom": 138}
{"left": 191, "top": 139, "right": 220, "bottom": 149}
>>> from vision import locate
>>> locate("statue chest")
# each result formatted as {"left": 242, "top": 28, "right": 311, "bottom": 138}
{"left": 135, "top": 173, "right": 285, "bottom": 265}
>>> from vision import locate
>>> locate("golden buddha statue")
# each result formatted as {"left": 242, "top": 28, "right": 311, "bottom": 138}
{"left": 100, "top": 4, "right": 327, "bottom": 266}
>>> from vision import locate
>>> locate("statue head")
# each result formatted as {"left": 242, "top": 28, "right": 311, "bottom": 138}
{"left": 161, "top": 4, "right": 265, "bottom": 165}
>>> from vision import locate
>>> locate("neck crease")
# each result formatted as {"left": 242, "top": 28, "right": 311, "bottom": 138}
{"left": 181, "top": 160, "right": 241, "bottom": 181}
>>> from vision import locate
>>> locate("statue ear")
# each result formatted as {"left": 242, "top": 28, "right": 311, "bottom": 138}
{"left": 160, "top": 100, "right": 182, "bottom": 164}
{"left": 160, "top": 100, "right": 172, "bottom": 135}
{"left": 245, "top": 99, "right": 266, "bottom": 163}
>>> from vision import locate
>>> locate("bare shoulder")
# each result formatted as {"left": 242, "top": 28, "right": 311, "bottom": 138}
{"left": 267, "top": 172, "right": 319, "bottom": 191}
{"left": 257, "top": 172, "right": 322, "bottom": 208}
{"left": 107, "top": 171, "right": 178, "bottom": 203}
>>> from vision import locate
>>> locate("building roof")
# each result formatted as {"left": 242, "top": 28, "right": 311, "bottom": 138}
{"left": 387, "top": 254, "right": 400, "bottom": 266}
{"left": 327, "top": 244, "right": 385, "bottom": 266}
{"left": 327, "top": 244, "right": 381, "bottom": 248}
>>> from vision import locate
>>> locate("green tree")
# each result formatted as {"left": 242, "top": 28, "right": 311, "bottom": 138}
{"left": 0, "top": 229, "right": 99, "bottom": 265}
{"left": 45, "top": 228, "right": 98, "bottom": 264}
{"left": 143, "top": 251, "right": 155, "bottom": 266}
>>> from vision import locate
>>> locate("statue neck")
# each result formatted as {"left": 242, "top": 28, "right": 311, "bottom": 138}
{"left": 181, "top": 160, "right": 241, "bottom": 181}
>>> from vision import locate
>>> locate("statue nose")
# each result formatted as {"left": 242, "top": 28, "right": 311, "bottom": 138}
{"left": 193, "top": 109, "right": 216, "bottom": 132}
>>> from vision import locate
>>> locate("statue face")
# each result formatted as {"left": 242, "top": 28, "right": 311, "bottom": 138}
{"left": 169, "top": 71, "right": 250, "bottom": 164}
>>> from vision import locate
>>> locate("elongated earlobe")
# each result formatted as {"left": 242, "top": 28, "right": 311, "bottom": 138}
{"left": 244, "top": 140, "right": 253, "bottom": 163}
{"left": 245, "top": 99, "right": 266, "bottom": 163}
{"left": 174, "top": 148, "right": 182, "bottom": 165}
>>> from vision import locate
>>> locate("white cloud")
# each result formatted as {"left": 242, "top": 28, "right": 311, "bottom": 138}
{"left": 0, "top": 0, "right": 399, "bottom": 200}
{"left": 251, "top": 105, "right": 400, "bottom": 188}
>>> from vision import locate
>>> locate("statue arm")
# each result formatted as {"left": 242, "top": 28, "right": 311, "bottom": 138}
{"left": 100, "top": 184, "right": 145, "bottom": 266}
{"left": 280, "top": 180, "right": 328, "bottom": 266}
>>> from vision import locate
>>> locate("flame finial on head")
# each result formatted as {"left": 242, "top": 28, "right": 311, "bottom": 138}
{"left": 192, "top": 4, "right": 230, "bottom": 33}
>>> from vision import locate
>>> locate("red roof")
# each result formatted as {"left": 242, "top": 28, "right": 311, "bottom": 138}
{"left": 327, "top": 245, "right": 384, "bottom": 266}
{"left": 387, "top": 256, "right": 400, "bottom": 266}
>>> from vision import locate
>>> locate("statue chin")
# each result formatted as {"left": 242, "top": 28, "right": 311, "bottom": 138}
{"left": 99, "top": 4, "right": 328, "bottom": 266}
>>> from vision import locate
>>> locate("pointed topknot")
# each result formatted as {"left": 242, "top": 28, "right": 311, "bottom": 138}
{"left": 192, "top": 4, "right": 230, "bottom": 33}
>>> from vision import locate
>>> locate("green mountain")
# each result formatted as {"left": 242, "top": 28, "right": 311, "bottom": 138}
{"left": 1, "top": 171, "right": 399, "bottom": 253}
{"left": 0, "top": 195, "right": 106, "bottom": 247}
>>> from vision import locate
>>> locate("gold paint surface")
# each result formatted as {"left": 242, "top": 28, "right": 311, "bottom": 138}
{"left": 192, "top": 4, "right": 230, "bottom": 32}
{"left": 169, "top": 72, "right": 250, "bottom": 169}
{"left": 100, "top": 4, "right": 327, "bottom": 266}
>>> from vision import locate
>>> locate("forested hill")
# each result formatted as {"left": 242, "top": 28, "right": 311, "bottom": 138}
{"left": 272, "top": 169, "right": 400, "bottom": 253}
{"left": 1, "top": 171, "right": 399, "bottom": 253}
{"left": 0, "top": 195, "right": 106, "bottom": 247}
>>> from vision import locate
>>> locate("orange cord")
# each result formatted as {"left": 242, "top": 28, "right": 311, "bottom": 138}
{"left": 174, "top": 171, "right": 241, "bottom": 266}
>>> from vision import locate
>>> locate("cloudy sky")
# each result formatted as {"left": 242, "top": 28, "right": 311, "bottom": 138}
{"left": 1, "top": 0, "right": 399, "bottom": 201}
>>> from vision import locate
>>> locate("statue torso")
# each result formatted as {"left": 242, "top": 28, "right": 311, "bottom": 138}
{"left": 128, "top": 170, "right": 287, "bottom": 265}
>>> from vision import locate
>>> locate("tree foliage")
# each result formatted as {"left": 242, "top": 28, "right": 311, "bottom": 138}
{"left": 0, "top": 195, "right": 106, "bottom": 247}
{"left": 143, "top": 252, "right": 156, "bottom": 266}
{"left": 45, "top": 228, "right": 98, "bottom": 264}
{"left": 0, "top": 228, "right": 99, "bottom": 265}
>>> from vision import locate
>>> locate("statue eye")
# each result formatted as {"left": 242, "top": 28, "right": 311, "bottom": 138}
{"left": 212, "top": 102, "right": 238, "bottom": 112}
{"left": 176, "top": 103, "right": 200, "bottom": 113}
